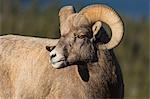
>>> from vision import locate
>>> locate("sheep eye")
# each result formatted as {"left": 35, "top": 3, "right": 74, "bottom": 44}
{"left": 74, "top": 33, "right": 86, "bottom": 39}
{"left": 77, "top": 34, "right": 86, "bottom": 39}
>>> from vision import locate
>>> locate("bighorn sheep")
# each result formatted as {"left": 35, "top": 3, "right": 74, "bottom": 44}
{"left": 0, "top": 4, "right": 124, "bottom": 99}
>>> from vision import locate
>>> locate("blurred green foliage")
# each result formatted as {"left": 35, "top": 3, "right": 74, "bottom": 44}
{"left": 0, "top": 0, "right": 61, "bottom": 38}
{"left": 0, "top": 0, "right": 149, "bottom": 98}
{"left": 115, "top": 17, "right": 149, "bottom": 99}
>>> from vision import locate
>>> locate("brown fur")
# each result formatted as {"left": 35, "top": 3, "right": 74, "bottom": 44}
{"left": 0, "top": 34, "right": 124, "bottom": 99}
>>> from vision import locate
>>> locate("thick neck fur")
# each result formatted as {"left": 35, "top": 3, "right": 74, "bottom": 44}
{"left": 74, "top": 27, "right": 124, "bottom": 98}
{"left": 75, "top": 49, "right": 123, "bottom": 98}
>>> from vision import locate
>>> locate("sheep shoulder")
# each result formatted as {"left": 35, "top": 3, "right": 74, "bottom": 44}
{"left": 0, "top": 35, "right": 59, "bottom": 98}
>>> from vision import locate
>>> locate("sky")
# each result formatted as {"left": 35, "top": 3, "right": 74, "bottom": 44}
{"left": 21, "top": 0, "right": 149, "bottom": 20}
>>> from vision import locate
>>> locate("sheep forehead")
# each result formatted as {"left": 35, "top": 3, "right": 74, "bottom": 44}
{"left": 61, "top": 14, "right": 90, "bottom": 35}
{"left": 73, "top": 14, "right": 90, "bottom": 27}
{"left": 60, "top": 14, "right": 75, "bottom": 35}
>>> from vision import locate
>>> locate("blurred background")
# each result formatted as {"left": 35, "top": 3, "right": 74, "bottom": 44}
{"left": 0, "top": 0, "right": 149, "bottom": 98}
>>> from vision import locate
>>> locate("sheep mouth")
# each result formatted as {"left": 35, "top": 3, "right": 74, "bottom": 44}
{"left": 51, "top": 59, "right": 67, "bottom": 69}
{"left": 52, "top": 60, "right": 65, "bottom": 64}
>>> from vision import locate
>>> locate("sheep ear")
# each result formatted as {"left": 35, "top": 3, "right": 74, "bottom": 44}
{"left": 46, "top": 46, "right": 55, "bottom": 52}
{"left": 91, "top": 21, "right": 102, "bottom": 42}
{"left": 59, "top": 6, "right": 75, "bottom": 29}
{"left": 92, "top": 21, "right": 102, "bottom": 37}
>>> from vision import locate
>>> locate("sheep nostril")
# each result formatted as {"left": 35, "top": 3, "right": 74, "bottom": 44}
{"left": 51, "top": 54, "right": 56, "bottom": 59}
{"left": 46, "top": 46, "right": 56, "bottom": 52}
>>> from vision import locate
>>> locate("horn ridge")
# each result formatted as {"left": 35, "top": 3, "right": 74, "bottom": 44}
{"left": 79, "top": 4, "right": 124, "bottom": 49}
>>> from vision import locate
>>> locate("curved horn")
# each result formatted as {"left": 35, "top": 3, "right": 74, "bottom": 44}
{"left": 59, "top": 6, "right": 75, "bottom": 33}
{"left": 79, "top": 4, "right": 124, "bottom": 49}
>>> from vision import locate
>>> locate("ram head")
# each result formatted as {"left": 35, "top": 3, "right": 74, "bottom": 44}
{"left": 46, "top": 4, "right": 124, "bottom": 68}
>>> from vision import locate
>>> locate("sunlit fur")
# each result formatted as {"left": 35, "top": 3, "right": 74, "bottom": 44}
{"left": 0, "top": 32, "right": 124, "bottom": 99}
